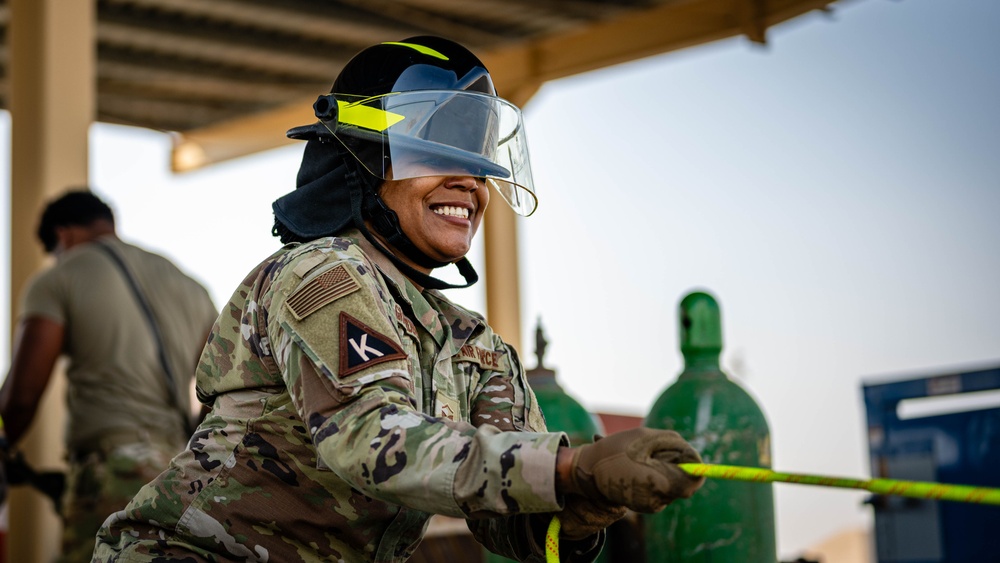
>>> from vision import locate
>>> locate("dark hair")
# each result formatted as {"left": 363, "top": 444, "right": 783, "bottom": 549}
{"left": 37, "top": 189, "right": 115, "bottom": 253}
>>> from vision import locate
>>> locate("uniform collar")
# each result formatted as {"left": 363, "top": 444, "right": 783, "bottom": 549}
{"left": 348, "top": 228, "right": 412, "bottom": 305}
{"left": 348, "top": 228, "right": 485, "bottom": 347}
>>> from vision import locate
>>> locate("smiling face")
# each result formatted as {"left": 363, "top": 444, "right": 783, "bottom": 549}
{"left": 373, "top": 174, "right": 490, "bottom": 272}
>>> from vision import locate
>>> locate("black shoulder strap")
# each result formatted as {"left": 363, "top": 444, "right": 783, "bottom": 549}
{"left": 93, "top": 240, "right": 194, "bottom": 435}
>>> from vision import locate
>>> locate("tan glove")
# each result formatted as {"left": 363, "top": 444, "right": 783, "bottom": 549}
{"left": 557, "top": 427, "right": 704, "bottom": 514}
{"left": 557, "top": 495, "right": 628, "bottom": 540}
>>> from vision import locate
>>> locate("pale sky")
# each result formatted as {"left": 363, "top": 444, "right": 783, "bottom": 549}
{"left": 2, "top": 0, "right": 999, "bottom": 558}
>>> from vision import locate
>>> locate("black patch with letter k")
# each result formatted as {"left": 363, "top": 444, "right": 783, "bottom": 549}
{"left": 339, "top": 312, "right": 406, "bottom": 376}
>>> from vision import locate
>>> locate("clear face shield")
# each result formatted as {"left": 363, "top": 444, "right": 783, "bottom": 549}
{"left": 314, "top": 90, "right": 537, "bottom": 216}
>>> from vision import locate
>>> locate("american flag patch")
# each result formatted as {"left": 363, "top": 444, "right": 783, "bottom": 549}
{"left": 285, "top": 263, "right": 360, "bottom": 320}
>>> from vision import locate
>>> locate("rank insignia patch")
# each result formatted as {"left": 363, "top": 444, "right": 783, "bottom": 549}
{"left": 435, "top": 390, "right": 461, "bottom": 422}
{"left": 339, "top": 312, "right": 406, "bottom": 376}
{"left": 285, "top": 263, "right": 359, "bottom": 320}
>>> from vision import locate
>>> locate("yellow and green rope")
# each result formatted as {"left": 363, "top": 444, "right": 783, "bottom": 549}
{"left": 544, "top": 463, "right": 999, "bottom": 561}
{"left": 680, "top": 463, "right": 1000, "bottom": 505}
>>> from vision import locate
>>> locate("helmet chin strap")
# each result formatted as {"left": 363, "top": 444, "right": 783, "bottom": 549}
{"left": 363, "top": 192, "right": 448, "bottom": 270}
{"left": 349, "top": 178, "right": 479, "bottom": 290}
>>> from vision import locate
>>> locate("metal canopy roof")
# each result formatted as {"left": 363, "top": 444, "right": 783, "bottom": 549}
{"left": 0, "top": 0, "right": 842, "bottom": 170}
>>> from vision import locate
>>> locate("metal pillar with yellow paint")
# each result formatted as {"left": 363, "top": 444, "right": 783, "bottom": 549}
{"left": 7, "top": 0, "right": 95, "bottom": 561}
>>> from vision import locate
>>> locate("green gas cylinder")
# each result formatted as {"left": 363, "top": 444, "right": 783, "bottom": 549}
{"left": 643, "top": 291, "right": 776, "bottom": 562}
{"left": 484, "top": 320, "right": 610, "bottom": 563}
{"left": 525, "top": 320, "right": 605, "bottom": 447}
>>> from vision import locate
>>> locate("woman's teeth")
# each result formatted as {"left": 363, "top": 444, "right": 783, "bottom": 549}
{"left": 433, "top": 206, "right": 470, "bottom": 219}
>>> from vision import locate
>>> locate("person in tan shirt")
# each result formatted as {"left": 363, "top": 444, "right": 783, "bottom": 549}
{"left": 0, "top": 189, "right": 219, "bottom": 562}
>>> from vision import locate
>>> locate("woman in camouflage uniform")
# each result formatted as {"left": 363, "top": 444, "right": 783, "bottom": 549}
{"left": 93, "top": 36, "right": 703, "bottom": 563}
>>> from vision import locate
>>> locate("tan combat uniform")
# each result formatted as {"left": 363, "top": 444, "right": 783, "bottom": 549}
{"left": 21, "top": 235, "right": 217, "bottom": 562}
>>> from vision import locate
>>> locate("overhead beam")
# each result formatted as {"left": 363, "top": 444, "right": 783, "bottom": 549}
{"left": 169, "top": 103, "right": 313, "bottom": 170}
{"left": 483, "top": 0, "right": 838, "bottom": 84}
{"left": 738, "top": 0, "right": 770, "bottom": 44}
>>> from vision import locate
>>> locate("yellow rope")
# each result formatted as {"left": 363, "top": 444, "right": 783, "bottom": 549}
{"left": 680, "top": 463, "right": 1000, "bottom": 505}
{"left": 545, "top": 515, "right": 561, "bottom": 563}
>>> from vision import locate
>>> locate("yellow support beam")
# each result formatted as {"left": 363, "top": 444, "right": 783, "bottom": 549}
{"left": 8, "top": 0, "right": 95, "bottom": 561}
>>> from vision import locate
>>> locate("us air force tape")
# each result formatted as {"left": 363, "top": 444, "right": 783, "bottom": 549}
{"left": 456, "top": 344, "right": 503, "bottom": 370}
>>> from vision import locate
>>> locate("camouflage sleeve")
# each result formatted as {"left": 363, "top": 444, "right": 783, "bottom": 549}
{"left": 458, "top": 336, "right": 605, "bottom": 563}
{"left": 462, "top": 337, "right": 604, "bottom": 562}
{"left": 270, "top": 255, "right": 565, "bottom": 518}
{"left": 456, "top": 337, "right": 557, "bottom": 508}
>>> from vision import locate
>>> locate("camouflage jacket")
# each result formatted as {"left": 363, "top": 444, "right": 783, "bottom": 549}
{"left": 94, "top": 231, "right": 601, "bottom": 563}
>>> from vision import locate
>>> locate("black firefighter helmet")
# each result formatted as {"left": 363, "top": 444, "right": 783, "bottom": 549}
{"left": 288, "top": 36, "right": 537, "bottom": 217}
{"left": 275, "top": 36, "right": 536, "bottom": 289}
